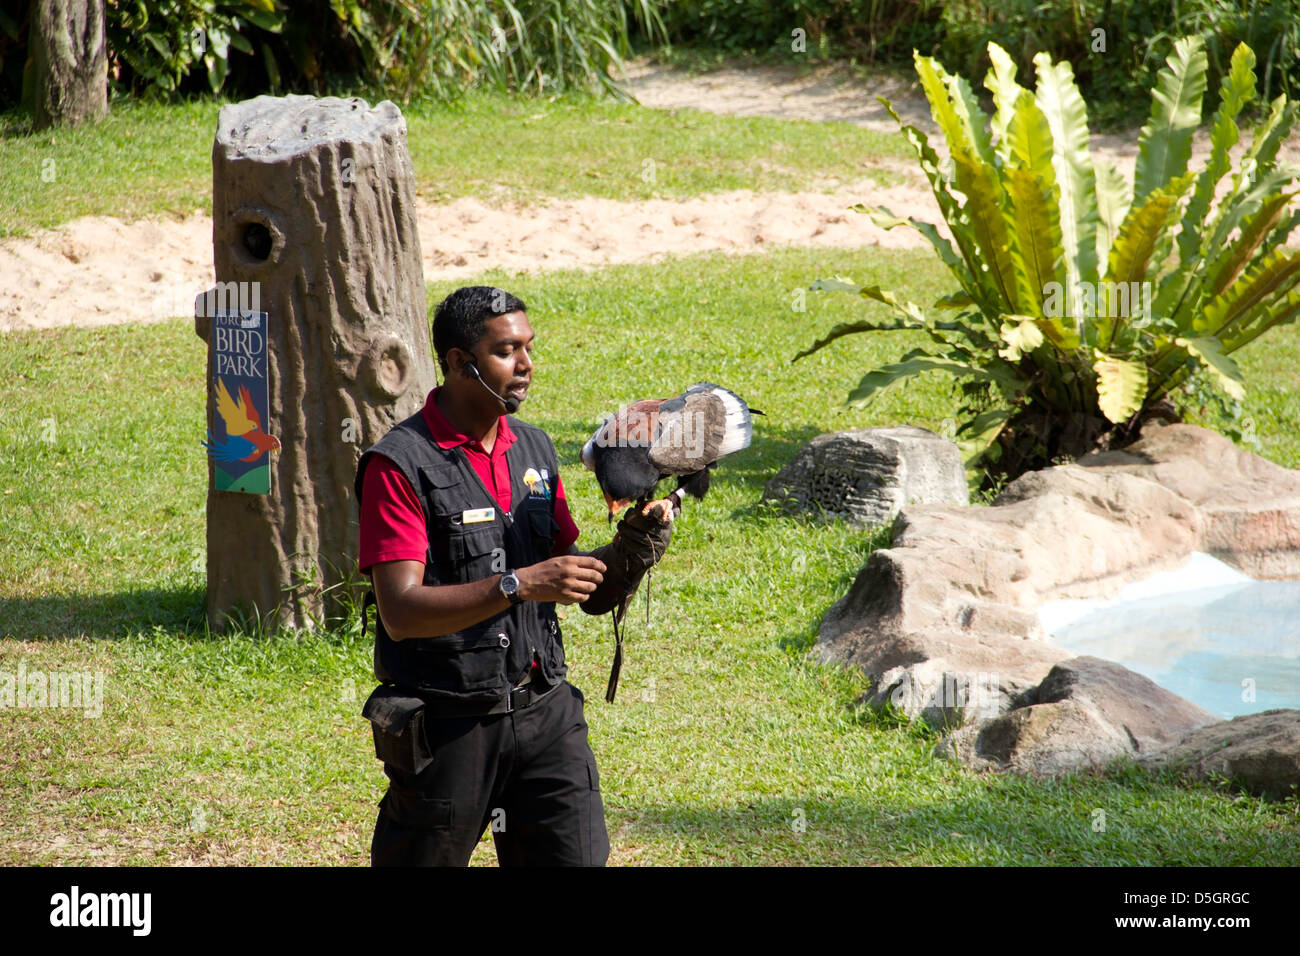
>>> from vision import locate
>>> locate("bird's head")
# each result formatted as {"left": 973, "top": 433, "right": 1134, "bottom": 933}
{"left": 248, "top": 431, "right": 282, "bottom": 454}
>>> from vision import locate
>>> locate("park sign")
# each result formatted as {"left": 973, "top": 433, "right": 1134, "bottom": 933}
{"left": 201, "top": 310, "right": 279, "bottom": 494}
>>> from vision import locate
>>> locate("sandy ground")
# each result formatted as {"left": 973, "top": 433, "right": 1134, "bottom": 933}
{"left": 3, "top": 59, "right": 1297, "bottom": 332}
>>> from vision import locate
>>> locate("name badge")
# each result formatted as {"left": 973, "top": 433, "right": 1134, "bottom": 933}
{"left": 461, "top": 507, "right": 495, "bottom": 524}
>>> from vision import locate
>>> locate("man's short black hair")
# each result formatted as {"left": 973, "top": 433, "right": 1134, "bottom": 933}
{"left": 432, "top": 286, "right": 527, "bottom": 373}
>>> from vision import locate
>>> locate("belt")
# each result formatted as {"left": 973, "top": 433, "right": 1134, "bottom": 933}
{"left": 419, "top": 679, "right": 558, "bottom": 718}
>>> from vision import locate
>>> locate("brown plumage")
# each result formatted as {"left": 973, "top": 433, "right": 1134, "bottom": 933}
{"left": 580, "top": 383, "right": 759, "bottom": 518}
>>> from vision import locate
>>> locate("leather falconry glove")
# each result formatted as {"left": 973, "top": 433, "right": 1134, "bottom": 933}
{"left": 581, "top": 494, "right": 680, "bottom": 701}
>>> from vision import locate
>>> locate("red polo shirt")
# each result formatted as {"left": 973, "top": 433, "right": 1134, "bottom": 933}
{"left": 358, "top": 387, "right": 581, "bottom": 574}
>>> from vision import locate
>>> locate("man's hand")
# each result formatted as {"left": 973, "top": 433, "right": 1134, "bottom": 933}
{"left": 517, "top": 554, "right": 606, "bottom": 605}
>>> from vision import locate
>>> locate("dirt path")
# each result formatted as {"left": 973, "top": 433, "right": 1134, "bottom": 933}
{"left": 3, "top": 59, "right": 1296, "bottom": 332}
{"left": 0, "top": 178, "right": 930, "bottom": 332}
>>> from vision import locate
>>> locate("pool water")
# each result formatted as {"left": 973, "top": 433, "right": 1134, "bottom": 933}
{"left": 1037, "top": 553, "right": 1300, "bottom": 720}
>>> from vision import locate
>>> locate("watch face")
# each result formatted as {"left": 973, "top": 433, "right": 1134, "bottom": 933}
{"left": 501, "top": 572, "right": 519, "bottom": 601}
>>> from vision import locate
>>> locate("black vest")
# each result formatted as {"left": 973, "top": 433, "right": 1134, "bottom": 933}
{"left": 355, "top": 408, "right": 566, "bottom": 701}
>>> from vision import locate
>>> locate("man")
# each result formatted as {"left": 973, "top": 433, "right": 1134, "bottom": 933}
{"left": 355, "top": 285, "right": 675, "bottom": 866}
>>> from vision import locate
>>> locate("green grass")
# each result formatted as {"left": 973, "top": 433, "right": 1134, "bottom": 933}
{"left": 0, "top": 91, "right": 908, "bottom": 238}
{"left": 3, "top": 244, "right": 1299, "bottom": 865}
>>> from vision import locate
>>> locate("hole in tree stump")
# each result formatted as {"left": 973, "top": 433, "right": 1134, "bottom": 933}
{"left": 243, "top": 222, "right": 273, "bottom": 261}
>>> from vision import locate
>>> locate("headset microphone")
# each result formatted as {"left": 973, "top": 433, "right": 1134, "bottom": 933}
{"left": 464, "top": 361, "right": 521, "bottom": 414}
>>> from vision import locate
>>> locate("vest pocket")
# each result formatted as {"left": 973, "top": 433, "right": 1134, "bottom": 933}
{"left": 432, "top": 524, "right": 501, "bottom": 583}
{"left": 412, "top": 629, "right": 509, "bottom": 693}
{"left": 525, "top": 501, "right": 556, "bottom": 557}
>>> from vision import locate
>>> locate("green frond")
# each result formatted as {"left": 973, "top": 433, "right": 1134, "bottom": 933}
{"left": 984, "top": 42, "right": 1023, "bottom": 162}
{"left": 847, "top": 354, "right": 1014, "bottom": 406}
{"left": 1178, "top": 42, "right": 1256, "bottom": 265}
{"left": 956, "top": 406, "right": 1016, "bottom": 467}
{"left": 1094, "top": 161, "right": 1131, "bottom": 274}
{"left": 1033, "top": 52, "right": 1100, "bottom": 288}
{"left": 853, "top": 203, "right": 979, "bottom": 296}
{"left": 1203, "top": 189, "right": 1299, "bottom": 301}
{"left": 1175, "top": 336, "right": 1246, "bottom": 400}
{"left": 1194, "top": 247, "right": 1300, "bottom": 340}
{"left": 1242, "top": 94, "right": 1299, "bottom": 176}
{"left": 1104, "top": 173, "right": 1195, "bottom": 288}
{"left": 1134, "top": 36, "right": 1208, "bottom": 205}
{"left": 1092, "top": 352, "right": 1148, "bottom": 424}
{"left": 914, "top": 56, "right": 1019, "bottom": 310}
{"left": 877, "top": 96, "right": 1004, "bottom": 312}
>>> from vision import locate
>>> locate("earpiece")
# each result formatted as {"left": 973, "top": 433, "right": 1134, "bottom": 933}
{"left": 461, "top": 357, "right": 520, "bottom": 413}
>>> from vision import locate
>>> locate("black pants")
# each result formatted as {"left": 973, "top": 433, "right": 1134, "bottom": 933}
{"left": 370, "top": 681, "right": 610, "bottom": 866}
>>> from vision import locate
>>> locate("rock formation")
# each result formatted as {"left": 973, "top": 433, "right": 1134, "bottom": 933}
{"left": 813, "top": 423, "right": 1300, "bottom": 795}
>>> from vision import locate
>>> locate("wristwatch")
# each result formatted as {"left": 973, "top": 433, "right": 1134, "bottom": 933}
{"left": 499, "top": 570, "right": 522, "bottom": 606}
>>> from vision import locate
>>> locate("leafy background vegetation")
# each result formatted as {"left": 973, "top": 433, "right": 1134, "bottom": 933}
{"left": 2, "top": 1, "right": 1298, "bottom": 124}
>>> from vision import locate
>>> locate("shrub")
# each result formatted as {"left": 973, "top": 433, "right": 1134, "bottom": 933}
{"left": 364, "top": 0, "right": 669, "bottom": 102}
{"left": 97, "top": 0, "right": 668, "bottom": 103}
{"left": 939, "top": 0, "right": 1300, "bottom": 127}
{"left": 662, "top": 0, "right": 943, "bottom": 63}
{"left": 105, "top": 0, "right": 288, "bottom": 95}
{"left": 798, "top": 37, "right": 1300, "bottom": 484}
{"left": 663, "top": 1, "right": 1300, "bottom": 127}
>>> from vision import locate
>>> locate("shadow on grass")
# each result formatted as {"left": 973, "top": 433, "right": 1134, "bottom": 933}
{"left": 0, "top": 585, "right": 205, "bottom": 641}
{"left": 613, "top": 768, "right": 1298, "bottom": 865}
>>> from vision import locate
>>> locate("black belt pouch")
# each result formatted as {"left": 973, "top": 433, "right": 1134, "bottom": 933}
{"left": 362, "top": 685, "right": 434, "bottom": 775}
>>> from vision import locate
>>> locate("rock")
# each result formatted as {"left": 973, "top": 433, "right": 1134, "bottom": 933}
{"left": 1076, "top": 424, "right": 1300, "bottom": 578}
{"left": 940, "top": 698, "right": 1133, "bottom": 775}
{"left": 868, "top": 654, "right": 1054, "bottom": 730}
{"left": 1034, "top": 656, "right": 1218, "bottom": 749}
{"left": 1140, "top": 709, "right": 1300, "bottom": 800}
{"left": 814, "top": 542, "right": 1068, "bottom": 730}
{"left": 937, "top": 656, "right": 1219, "bottom": 772}
{"left": 762, "top": 426, "right": 967, "bottom": 527}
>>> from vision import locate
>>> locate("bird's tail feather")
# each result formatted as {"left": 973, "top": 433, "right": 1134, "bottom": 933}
{"left": 686, "top": 382, "right": 754, "bottom": 457}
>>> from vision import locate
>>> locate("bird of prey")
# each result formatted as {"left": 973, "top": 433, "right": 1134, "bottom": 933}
{"left": 202, "top": 377, "right": 281, "bottom": 463}
{"left": 580, "top": 382, "right": 758, "bottom": 519}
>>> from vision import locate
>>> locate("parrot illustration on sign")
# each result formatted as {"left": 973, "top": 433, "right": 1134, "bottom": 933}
{"left": 202, "top": 377, "right": 281, "bottom": 463}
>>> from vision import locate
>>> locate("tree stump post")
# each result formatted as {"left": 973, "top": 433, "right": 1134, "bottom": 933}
{"left": 25, "top": 0, "right": 108, "bottom": 130}
{"left": 195, "top": 95, "right": 434, "bottom": 632}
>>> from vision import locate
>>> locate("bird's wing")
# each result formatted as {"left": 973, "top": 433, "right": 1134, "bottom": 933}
{"left": 214, "top": 377, "right": 254, "bottom": 436}
{"left": 238, "top": 384, "right": 262, "bottom": 431}
{"left": 648, "top": 383, "right": 753, "bottom": 474}
{"left": 588, "top": 398, "right": 662, "bottom": 451}
{"left": 203, "top": 429, "right": 257, "bottom": 463}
